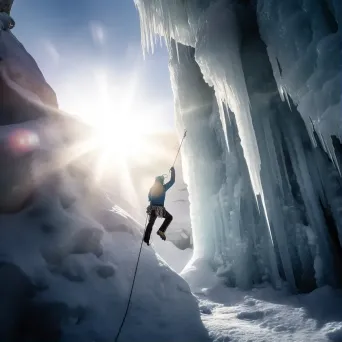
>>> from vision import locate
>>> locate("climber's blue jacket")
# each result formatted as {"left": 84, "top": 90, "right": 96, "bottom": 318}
{"left": 148, "top": 168, "right": 175, "bottom": 206}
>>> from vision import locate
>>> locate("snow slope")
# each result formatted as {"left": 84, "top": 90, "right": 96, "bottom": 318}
{"left": 0, "top": 175, "right": 209, "bottom": 342}
{"left": 0, "top": 10, "right": 209, "bottom": 342}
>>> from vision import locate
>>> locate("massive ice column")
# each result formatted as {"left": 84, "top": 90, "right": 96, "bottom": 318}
{"left": 169, "top": 42, "right": 280, "bottom": 290}
{"left": 135, "top": 0, "right": 342, "bottom": 292}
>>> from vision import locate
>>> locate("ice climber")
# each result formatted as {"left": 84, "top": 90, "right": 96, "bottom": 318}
{"left": 144, "top": 166, "right": 175, "bottom": 245}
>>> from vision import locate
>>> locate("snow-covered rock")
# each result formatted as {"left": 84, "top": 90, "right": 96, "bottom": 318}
{"left": 0, "top": 9, "right": 209, "bottom": 342}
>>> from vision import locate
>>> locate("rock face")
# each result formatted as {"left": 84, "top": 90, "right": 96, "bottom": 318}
{"left": 0, "top": 9, "right": 58, "bottom": 214}
{"left": 0, "top": 0, "right": 13, "bottom": 14}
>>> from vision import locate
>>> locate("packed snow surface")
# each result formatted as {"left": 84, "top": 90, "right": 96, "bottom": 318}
{"left": 183, "top": 263, "right": 342, "bottom": 342}
{"left": 199, "top": 284, "right": 342, "bottom": 342}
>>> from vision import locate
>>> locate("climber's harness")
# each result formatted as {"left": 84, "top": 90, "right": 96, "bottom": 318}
{"left": 146, "top": 205, "right": 165, "bottom": 218}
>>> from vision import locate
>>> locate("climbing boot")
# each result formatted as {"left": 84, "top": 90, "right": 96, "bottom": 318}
{"left": 143, "top": 239, "right": 150, "bottom": 246}
{"left": 157, "top": 230, "right": 166, "bottom": 241}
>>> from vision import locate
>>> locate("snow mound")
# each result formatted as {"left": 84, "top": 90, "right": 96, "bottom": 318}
{"left": 0, "top": 176, "right": 209, "bottom": 341}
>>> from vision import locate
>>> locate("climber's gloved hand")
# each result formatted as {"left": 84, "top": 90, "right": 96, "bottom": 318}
{"left": 170, "top": 166, "right": 175, "bottom": 173}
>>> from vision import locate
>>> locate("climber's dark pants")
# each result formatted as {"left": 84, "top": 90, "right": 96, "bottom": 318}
{"left": 144, "top": 208, "right": 173, "bottom": 243}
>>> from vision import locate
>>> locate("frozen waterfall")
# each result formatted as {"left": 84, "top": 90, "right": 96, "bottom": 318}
{"left": 135, "top": 0, "right": 342, "bottom": 292}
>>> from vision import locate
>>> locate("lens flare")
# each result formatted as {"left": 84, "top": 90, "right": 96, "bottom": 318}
{"left": 7, "top": 129, "right": 40, "bottom": 155}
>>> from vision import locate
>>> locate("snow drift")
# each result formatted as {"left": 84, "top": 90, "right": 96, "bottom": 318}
{"left": 135, "top": 0, "right": 342, "bottom": 292}
{"left": 0, "top": 9, "right": 209, "bottom": 342}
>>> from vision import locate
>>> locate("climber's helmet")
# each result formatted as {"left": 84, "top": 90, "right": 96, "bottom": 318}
{"left": 155, "top": 175, "right": 165, "bottom": 185}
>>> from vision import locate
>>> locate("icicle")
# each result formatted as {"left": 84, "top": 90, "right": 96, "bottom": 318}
{"left": 258, "top": 0, "right": 342, "bottom": 166}
{"left": 137, "top": 0, "right": 342, "bottom": 292}
{"left": 134, "top": 0, "right": 195, "bottom": 56}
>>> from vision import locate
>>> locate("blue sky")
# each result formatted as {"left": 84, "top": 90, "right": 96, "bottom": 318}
{"left": 11, "top": 0, "right": 175, "bottom": 130}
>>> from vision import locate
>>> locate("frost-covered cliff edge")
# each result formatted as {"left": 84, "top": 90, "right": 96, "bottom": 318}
{"left": 135, "top": 0, "right": 342, "bottom": 292}
{"left": 0, "top": 7, "right": 209, "bottom": 342}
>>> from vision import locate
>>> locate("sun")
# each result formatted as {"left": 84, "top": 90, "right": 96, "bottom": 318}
{"left": 55, "top": 65, "right": 174, "bottom": 193}
{"left": 92, "top": 111, "right": 153, "bottom": 161}
{"left": 58, "top": 67, "right": 167, "bottom": 181}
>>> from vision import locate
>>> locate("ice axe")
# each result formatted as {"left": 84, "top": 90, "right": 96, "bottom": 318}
{"left": 171, "top": 130, "right": 187, "bottom": 169}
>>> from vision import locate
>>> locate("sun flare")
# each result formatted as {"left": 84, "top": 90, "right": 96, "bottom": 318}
{"left": 60, "top": 67, "right": 166, "bottom": 182}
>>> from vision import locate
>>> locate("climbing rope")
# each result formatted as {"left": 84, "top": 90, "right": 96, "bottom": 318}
{"left": 114, "top": 130, "right": 187, "bottom": 342}
{"left": 114, "top": 214, "right": 149, "bottom": 342}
